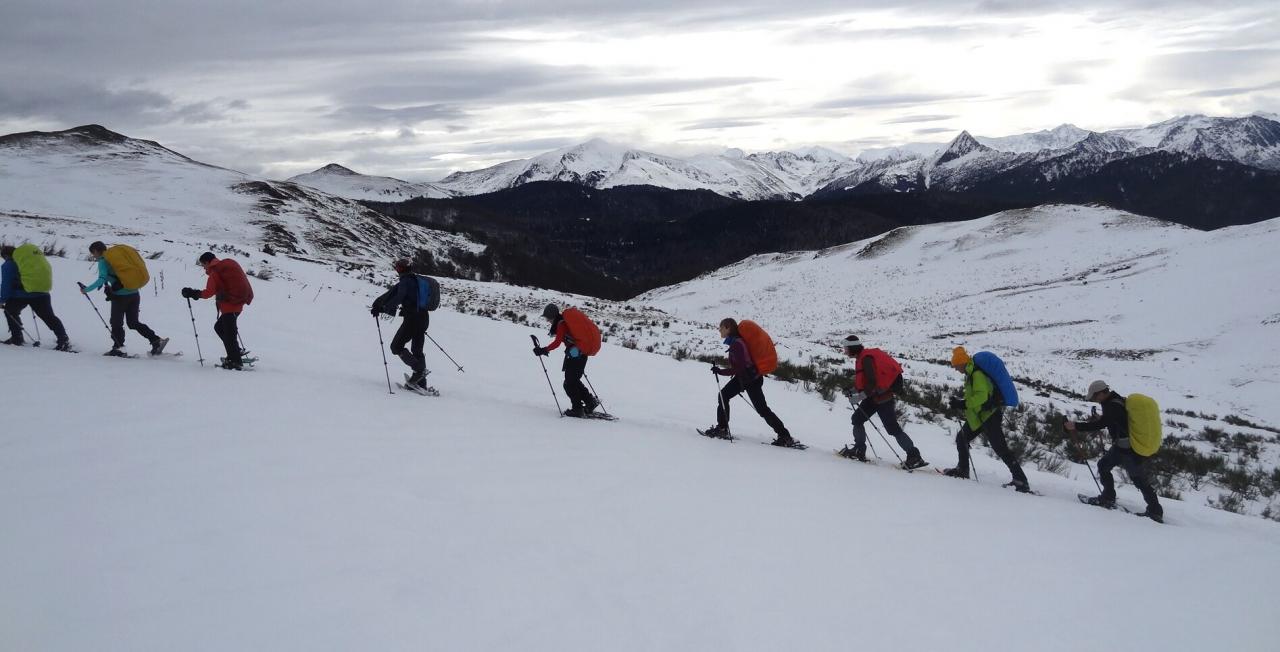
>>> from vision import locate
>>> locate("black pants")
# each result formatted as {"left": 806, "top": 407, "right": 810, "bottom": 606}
{"left": 108, "top": 293, "right": 158, "bottom": 348}
{"left": 390, "top": 312, "right": 428, "bottom": 375}
{"left": 215, "top": 312, "right": 241, "bottom": 362}
{"left": 1099, "top": 445, "right": 1162, "bottom": 514}
{"left": 4, "top": 295, "right": 69, "bottom": 343}
{"left": 853, "top": 396, "right": 915, "bottom": 452}
{"left": 956, "top": 409, "right": 1028, "bottom": 484}
{"left": 562, "top": 353, "right": 592, "bottom": 408}
{"left": 717, "top": 374, "right": 790, "bottom": 438}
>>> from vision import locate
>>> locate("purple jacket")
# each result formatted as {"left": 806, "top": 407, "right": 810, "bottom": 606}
{"left": 715, "top": 337, "right": 755, "bottom": 378}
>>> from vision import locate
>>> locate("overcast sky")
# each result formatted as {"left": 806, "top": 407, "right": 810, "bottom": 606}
{"left": 2, "top": 0, "right": 1277, "bottom": 181}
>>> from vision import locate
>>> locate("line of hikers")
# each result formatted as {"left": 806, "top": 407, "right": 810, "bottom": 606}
{"left": 6, "top": 247, "right": 1165, "bottom": 522}
{"left": 511, "top": 298, "right": 1164, "bottom": 523}
{"left": 1, "top": 241, "right": 253, "bottom": 369}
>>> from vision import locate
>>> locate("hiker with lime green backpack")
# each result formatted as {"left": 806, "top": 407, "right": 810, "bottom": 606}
{"left": 79, "top": 240, "right": 168, "bottom": 357}
{"left": 1, "top": 243, "right": 72, "bottom": 351}
{"left": 1066, "top": 380, "right": 1164, "bottom": 523}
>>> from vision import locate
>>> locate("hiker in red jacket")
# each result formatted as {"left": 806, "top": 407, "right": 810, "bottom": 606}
{"left": 182, "top": 252, "right": 253, "bottom": 369}
{"left": 838, "top": 335, "right": 927, "bottom": 469}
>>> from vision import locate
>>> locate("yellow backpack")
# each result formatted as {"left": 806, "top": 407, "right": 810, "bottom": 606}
{"left": 102, "top": 244, "right": 150, "bottom": 290}
{"left": 1127, "top": 393, "right": 1163, "bottom": 457}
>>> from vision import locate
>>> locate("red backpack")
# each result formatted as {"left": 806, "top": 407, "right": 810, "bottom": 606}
{"left": 211, "top": 259, "right": 253, "bottom": 306}
{"left": 855, "top": 348, "right": 902, "bottom": 392}
{"left": 562, "top": 307, "right": 601, "bottom": 356}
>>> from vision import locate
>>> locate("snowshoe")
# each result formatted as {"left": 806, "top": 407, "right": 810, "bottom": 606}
{"left": 2, "top": 336, "right": 23, "bottom": 346}
{"left": 769, "top": 436, "right": 807, "bottom": 450}
{"left": 837, "top": 445, "right": 867, "bottom": 462}
{"left": 103, "top": 347, "right": 134, "bottom": 358}
{"left": 1078, "top": 493, "right": 1129, "bottom": 512}
{"left": 697, "top": 425, "right": 733, "bottom": 441}
{"left": 1002, "top": 479, "right": 1036, "bottom": 495}
{"left": 901, "top": 449, "right": 928, "bottom": 471}
{"left": 54, "top": 340, "right": 76, "bottom": 352}
{"left": 940, "top": 467, "right": 969, "bottom": 479}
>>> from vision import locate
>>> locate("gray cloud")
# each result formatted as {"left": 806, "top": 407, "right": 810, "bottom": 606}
{"left": 0, "top": 80, "right": 245, "bottom": 128}
{"left": 328, "top": 104, "right": 469, "bottom": 126}
{"left": 1187, "top": 80, "right": 1280, "bottom": 99}
{"left": 682, "top": 119, "right": 766, "bottom": 130}
{"left": 814, "top": 93, "right": 980, "bottom": 111}
{"left": 912, "top": 127, "right": 955, "bottom": 135}
{"left": 881, "top": 114, "right": 957, "bottom": 124}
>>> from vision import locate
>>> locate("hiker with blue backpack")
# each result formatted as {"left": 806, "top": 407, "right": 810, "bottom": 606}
{"left": 371, "top": 259, "right": 437, "bottom": 393}
{"left": 941, "top": 346, "right": 1030, "bottom": 492}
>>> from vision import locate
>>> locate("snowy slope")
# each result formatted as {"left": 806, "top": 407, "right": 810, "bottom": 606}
{"left": 287, "top": 163, "right": 455, "bottom": 201}
{"left": 2, "top": 217, "right": 1279, "bottom": 651}
{"left": 0, "top": 125, "right": 480, "bottom": 268}
{"left": 641, "top": 205, "right": 1280, "bottom": 427}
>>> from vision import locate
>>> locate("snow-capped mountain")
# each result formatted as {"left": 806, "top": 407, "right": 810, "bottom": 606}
{"left": 288, "top": 163, "right": 455, "bottom": 201}
{"left": 435, "top": 138, "right": 861, "bottom": 200}
{"left": 0, "top": 125, "right": 479, "bottom": 267}
{"left": 975, "top": 123, "right": 1092, "bottom": 153}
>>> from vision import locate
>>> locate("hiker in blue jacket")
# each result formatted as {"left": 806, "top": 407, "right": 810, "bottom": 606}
{"left": 79, "top": 241, "right": 167, "bottom": 356}
{"left": 371, "top": 259, "right": 430, "bottom": 389}
{"left": 1, "top": 245, "right": 71, "bottom": 350}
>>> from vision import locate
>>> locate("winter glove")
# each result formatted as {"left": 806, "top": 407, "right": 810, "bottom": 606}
{"left": 533, "top": 346, "right": 549, "bottom": 357}
{"left": 181, "top": 287, "right": 200, "bottom": 299}
{"left": 949, "top": 397, "right": 965, "bottom": 411}
{"left": 370, "top": 304, "right": 382, "bottom": 317}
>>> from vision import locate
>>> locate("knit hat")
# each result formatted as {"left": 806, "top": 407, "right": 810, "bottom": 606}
{"left": 197, "top": 252, "right": 216, "bottom": 265}
{"left": 951, "top": 346, "right": 971, "bottom": 367}
{"left": 840, "top": 335, "right": 863, "bottom": 353}
{"left": 542, "top": 303, "right": 560, "bottom": 321}
{"left": 392, "top": 259, "right": 412, "bottom": 273}
{"left": 1087, "top": 380, "right": 1109, "bottom": 396}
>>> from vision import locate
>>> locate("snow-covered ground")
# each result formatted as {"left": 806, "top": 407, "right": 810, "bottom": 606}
{"left": 2, "top": 215, "right": 1279, "bottom": 650}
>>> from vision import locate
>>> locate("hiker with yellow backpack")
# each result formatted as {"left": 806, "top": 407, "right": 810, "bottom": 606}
{"left": 1, "top": 244, "right": 72, "bottom": 351}
{"left": 79, "top": 241, "right": 168, "bottom": 357}
{"left": 1066, "top": 380, "right": 1164, "bottom": 523}
{"left": 700, "top": 318, "right": 800, "bottom": 448}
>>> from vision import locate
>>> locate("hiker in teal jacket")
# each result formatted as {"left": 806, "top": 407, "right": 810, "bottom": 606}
{"left": 941, "top": 346, "right": 1030, "bottom": 491}
{"left": 79, "top": 241, "right": 167, "bottom": 356}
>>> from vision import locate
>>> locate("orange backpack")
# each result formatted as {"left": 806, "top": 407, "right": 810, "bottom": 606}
{"left": 738, "top": 320, "right": 778, "bottom": 375}
{"left": 562, "top": 307, "right": 602, "bottom": 356}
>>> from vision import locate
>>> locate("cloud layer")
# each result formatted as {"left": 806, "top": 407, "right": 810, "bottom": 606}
{"left": 2, "top": 0, "right": 1276, "bottom": 180}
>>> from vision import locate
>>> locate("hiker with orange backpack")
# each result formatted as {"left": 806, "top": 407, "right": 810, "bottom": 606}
{"left": 837, "top": 336, "right": 926, "bottom": 469}
{"left": 79, "top": 241, "right": 168, "bottom": 357}
{"left": 182, "top": 252, "right": 254, "bottom": 370}
{"left": 1067, "top": 380, "right": 1164, "bottom": 522}
{"left": 701, "top": 318, "right": 798, "bottom": 448}
{"left": 533, "top": 303, "right": 601, "bottom": 417}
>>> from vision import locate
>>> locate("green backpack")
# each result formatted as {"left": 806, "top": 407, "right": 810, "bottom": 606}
{"left": 1127, "top": 393, "right": 1163, "bottom": 457}
{"left": 12, "top": 243, "right": 53, "bottom": 293}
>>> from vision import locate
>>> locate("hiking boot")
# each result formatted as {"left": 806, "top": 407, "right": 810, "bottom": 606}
{"left": 149, "top": 337, "right": 169, "bottom": 355}
{"left": 701, "top": 424, "right": 731, "bottom": 438}
{"left": 771, "top": 435, "right": 797, "bottom": 447}
{"left": 1005, "top": 479, "right": 1032, "bottom": 493}
{"left": 54, "top": 340, "right": 72, "bottom": 352}
{"left": 104, "top": 347, "right": 128, "bottom": 357}
{"left": 839, "top": 445, "right": 867, "bottom": 462}
{"left": 942, "top": 467, "right": 969, "bottom": 479}
{"left": 583, "top": 396, "right": 599, "bottom": 414}
{"left": 1136, "top": 509, "right": 1164, "bottom": 524}
{"left": 1, "top": 336, "right": 22, "bottom": 346}
{"left": 1083, "top": 495, "right": 1117, "bottom": 509}
{"left": 564, "top": 406, "right": 587, "bottom": 418}
{"left": 407, "top": 371, "right": 426, "bottom": 387}
{"left": 902, "top": 448, "right": 928, "bottom": 470}
{"left": 219, "top": 359, "right": 243, "bottom": 370}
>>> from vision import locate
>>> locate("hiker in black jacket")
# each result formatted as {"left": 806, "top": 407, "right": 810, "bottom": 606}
{"left": 371, "top": 259, "right": 430, "bottom": 389}
{"left": 1067, "top": 380, "right": 1163, "bottom": 522}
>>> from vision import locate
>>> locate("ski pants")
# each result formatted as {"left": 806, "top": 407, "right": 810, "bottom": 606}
{"left": 390, "top": 312, "right": 429, "bottom": 375}
{"left": 4, "top": 295, "right": 69, "bottom": 343}
{"left": 717, "top": 373, "right": 790, "bottom": 438}
{"left": 956, "top": 409, "right": 1028, "bottom": 484}
{"left": 1099, "top": 445, "right": 1162, "bottom": 515}
{"left": 214, "top": 311, "right": 241, "bottom": 363}
{"left": 108, "top": 293, "right": 158, "bottom": 348}
{"left": 562, "top": 352, "right": 592, "bottom": 409}
{"left": 852, "top": 395, "right": 914, "bottom": 453}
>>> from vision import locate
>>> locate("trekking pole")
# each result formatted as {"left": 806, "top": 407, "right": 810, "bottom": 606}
{"left": 969, "top": 450, "right": 980, "bottom": 484}
{"left": 375, "top": 315, "right": 394, "bottom": 394}
{"left": 30, "top": 313, "right": 42, "bottom": 347}
{"left": 583, "top": 372, "right": 608, "bottom": 415}
{"left": 1070, "top": 431, "right": 1103, "bottom": 493}
{"left": 532, "top": 335, "right": 563, "bottom": 417}
{"left": 853, "top": 400, "right": 902, "bottom": 463}
{"left": 185, "top": 298, "right": 205, "bottom": 367}
{"left": 78, "top": 285, "right": 111, "bottom": 334}
{"left": 426, "top": 332, "right": 464, "bottom": 372}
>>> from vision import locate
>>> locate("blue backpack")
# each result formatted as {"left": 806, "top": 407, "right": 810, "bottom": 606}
{"left": 415, "top": 275, "right": 440, "bottom": 311}
{"left": 972, "top": 351, "right": 1019, "bottom": 407}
